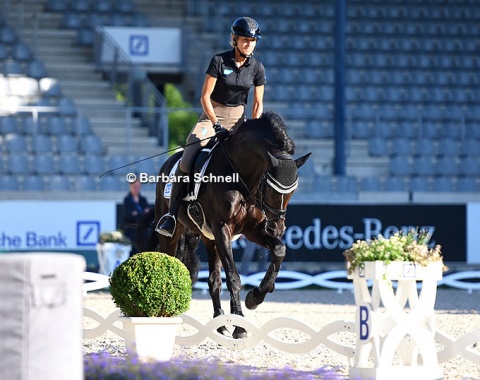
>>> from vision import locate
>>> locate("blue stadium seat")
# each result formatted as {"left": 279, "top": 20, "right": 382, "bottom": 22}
{"left": 3, "top": 59, "right": 23, "bottom": 76}
{"left": 80, "top": 134, "right": 103, "bottom": 154}
{"left": 437, "top": 138, "right": 460, "bottom": 156}
{"left": 0, "top": 116, "right": 19, "bottom": 134}
{"left": 0, "top": 44, "right": 8, "bottom": 60}
{"left": 28, "top": 58, "right": 48, "bottom": 79}
{"left": 33, "top": 153, "right": 56, "bottom": 175}
{"left": 312, "top": 175, "right": 334, "bottom": 193}
{"left": 76, "top": 28, "right": 95, "bottom": 46}
{"left": 390, "top": 138, "right": 412, "bottom": 156}
{"left": 11, "top": 42, "right": 33, "bottom": 61}
{"left": 58, "top": 153, "right": 81, "bottom": 174}
{"left": 32, "top": 134, "right": 53, "bottom": 153}
{"left": 83, "top": 155, "right": 105, "bottom": 175}
{"left": 0, "top": 25, "right": 17, "bottom": 44}
{"left": 432, "top": 177, "right": 455, "bottom": 192}
{"left": 0, "top": 175, "right": 19, "bottom": 190}
{"left": 134, "top": 156, "right": 156, "bottom": 175}
{"left": 114, "top": 0, "right": 135, "bottom": 14}
{"left": 49, "top": 175, "right": 71, "bottom": 191}
{"left": 459, "top": 157, "right": 480, "bottom": 176}
{"left": 336, "top": 176, "right": 358, "bottom": 193}
{"left": 411, "top": 156, "right": 435, "bottom": 176}
{"left": 462, "top": 139, "right": 480, "bottom": 156}
{"left": 368, "top": 137, "right": 389, "bottom": 156}
{"left": 60, "top": 12, "right": 83, "bottom": 29}
{"left": 457, "top": 177, "right": 477, "bottom": 192}
{"left": 72, "top": 116, "right": 92, "bottom": 135}
{"left": 389, "top": 156, "right": 411, "bottom": 176}
{"left": 409, "top": 177, "right": 430, "bottom": 192}
{"left": 76, "top": 175, "right": 97, "bottom": 191}
{"left": 4, "top": 133, "right": 27, "bottom": 152}
{"left": 24, "top": 175, "right": 45, "bottom": 191}
{"left": 69, "top": 0, "right": 90, "bottom": 12}
{"left": 128, "top": 13, "right": 150, "bottom": 27}
{"left": 108, "top": 155, "right": 131, "bottom": 174}
{"left": 360, "top": 176, "right": 382, "bottom": 192}
{"left": 7, "top": 153, "right": 30, "bottom": 174}
{"left": 46, "top": 116, "right": 69, "bottom": 135}
{"left": 44, "top": 0, "right": 68, "bottom": 12}
{"left": 435, "top": 157, "right": 458, "bottom": 176}
{"left": 39, "top": 77, "right": 63, "bottom": 98}
{"left": 413, "top": 138, "right": 436, "bottom": 156}
{"left": 55, "top": 134, "right": 78, "bottom": 153}
{"left": 57, "top": 96, "right": 77, "bottom": 117}
{"left": 91, "top": 0, "right": 113, "bottom": 13}
{"left": 384, "top": 177, "right": 406, "bottom": 192}
{"left": 99, "top": 175, "right": 122, "bottom": 191}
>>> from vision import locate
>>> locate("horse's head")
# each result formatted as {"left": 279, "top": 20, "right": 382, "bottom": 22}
{"left": 261, "top": 152, "right": 311, "bottom": 238}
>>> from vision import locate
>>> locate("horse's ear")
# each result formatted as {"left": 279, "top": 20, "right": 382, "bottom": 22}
{"left": 295, "top": 152, "right": 312, "bottom": 168}
{"left": 267, "top": 151, "right": 279, "bottom": 167}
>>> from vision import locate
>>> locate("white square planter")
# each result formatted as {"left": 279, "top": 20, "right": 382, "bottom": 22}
{"left": 120, "top": 316, "right": 182, "bottom": 362}
{"left": 348, "top": 261, "right": 443, "bottom": 380}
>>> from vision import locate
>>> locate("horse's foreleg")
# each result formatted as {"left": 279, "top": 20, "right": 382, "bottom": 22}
{"left": 245, "top": 239, "right": 285, "bottom": 310}
{"left": 214, "top": 231, "right": 247, "bottom": 339}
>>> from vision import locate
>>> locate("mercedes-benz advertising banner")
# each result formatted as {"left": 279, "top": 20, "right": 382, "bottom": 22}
{"left": 275, "top": 204, "right": 467, "bottom": 263}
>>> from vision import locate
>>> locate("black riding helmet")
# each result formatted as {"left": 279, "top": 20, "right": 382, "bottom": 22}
{"left": 231, "top": 17, "right": 262, "bottom": 39}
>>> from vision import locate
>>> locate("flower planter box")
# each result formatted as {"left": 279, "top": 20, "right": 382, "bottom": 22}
{"left": 96, "top": 242, "right": 131, "bottom": 276}
{"left": 348, "top": 261, "right": 443, "bottom": 380}
{"left": 120, "top": 316, "right": 183, "bottom": 362}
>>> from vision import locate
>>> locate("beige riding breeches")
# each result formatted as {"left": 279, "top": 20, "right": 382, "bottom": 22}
{"left": 179, "top": 101, "right": 245, "bottom": 173}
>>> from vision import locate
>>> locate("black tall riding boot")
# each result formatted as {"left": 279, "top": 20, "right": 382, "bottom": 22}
{"left": 155, "top": 168, "right": 188, "bottom": 237}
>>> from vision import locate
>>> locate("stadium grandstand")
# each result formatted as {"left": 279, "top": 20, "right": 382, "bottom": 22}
{"left": 0, "top": 0, "right": 479, "bottom": 204}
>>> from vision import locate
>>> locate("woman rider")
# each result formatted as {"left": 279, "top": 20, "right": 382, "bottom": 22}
{"left": 156, "top": 16, "right": 266, "bottom": 237}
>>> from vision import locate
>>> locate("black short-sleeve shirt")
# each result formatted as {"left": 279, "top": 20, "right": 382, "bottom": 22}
{"left": 206, "top": 49, "right": 266, "bottom": 107}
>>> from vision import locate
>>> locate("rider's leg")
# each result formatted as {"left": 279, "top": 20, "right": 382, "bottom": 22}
{"left": 155, "top": 166, "right": 188, "bottom": 237}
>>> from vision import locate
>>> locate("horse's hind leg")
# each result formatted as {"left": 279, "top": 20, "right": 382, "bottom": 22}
{"left": 203, "top": 239, "right": 229, "bottom": 336}
{"left": 245, "top": 238, "right": 285, "bottom": 310}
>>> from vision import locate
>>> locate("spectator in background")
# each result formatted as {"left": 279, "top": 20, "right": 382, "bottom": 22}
{"left": 123, "top": 177, "right": 150, "bottom": 255}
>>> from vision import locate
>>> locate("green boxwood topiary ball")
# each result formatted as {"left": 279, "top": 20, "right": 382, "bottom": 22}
{"left": 109, "top": 251, "right": 192, "bottom": 317}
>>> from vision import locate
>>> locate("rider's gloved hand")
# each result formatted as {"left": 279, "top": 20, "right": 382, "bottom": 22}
{"left": 213, "top": 122, "right": 230, "bottom": 142}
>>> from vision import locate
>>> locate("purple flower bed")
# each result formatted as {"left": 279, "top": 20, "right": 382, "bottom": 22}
{"left": 84, "top": 353, "right": 344, "bottom": 379}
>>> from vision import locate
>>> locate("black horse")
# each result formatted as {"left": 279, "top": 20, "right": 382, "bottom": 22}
{"left": 139, "top": 111, "right": 310, "bottom": 338}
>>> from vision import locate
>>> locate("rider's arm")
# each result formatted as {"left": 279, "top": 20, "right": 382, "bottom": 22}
{"left": 200, "top": 74, "right": 219, "bottom": 125}
{"left": 251, "top": 85, "right": 264, "bottom": 119}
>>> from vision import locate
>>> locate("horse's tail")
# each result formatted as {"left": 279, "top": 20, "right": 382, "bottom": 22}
{"left": 175, "top": 231, "right": 201, "bottom": 286}
{"left": 136, "top": 208, "right": 200, "bottom": 285}
{"left": 135, "top": 208, "right": 158, "bottom": 252}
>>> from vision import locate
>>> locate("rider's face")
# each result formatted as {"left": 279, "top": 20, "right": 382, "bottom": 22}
{"left": 236, "top": 36, "right": 257, "bottom": 56}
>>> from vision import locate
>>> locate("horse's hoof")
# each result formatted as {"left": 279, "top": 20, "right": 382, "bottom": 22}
{"left": 217, "top": 326, "right": 230, "bottom": 336}
{"left": 232, "top": 326, "right": 247, "bottom": 339}
{"left": 245, "top": 290, "right": 258, "bottom": 310}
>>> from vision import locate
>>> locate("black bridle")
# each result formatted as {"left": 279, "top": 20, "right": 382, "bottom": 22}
{"left": 220, "top": 145, "right": 298, "bottom": 222}
{"left": 259, "top": 171, "right": 298, "bottom": 221}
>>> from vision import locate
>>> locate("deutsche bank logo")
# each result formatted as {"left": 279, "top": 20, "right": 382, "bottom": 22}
{"left": 129, "top": 35, "right": 148, "bottom": 56}
{"left": 77, "top": 221, "right": 100, "bottom": 246}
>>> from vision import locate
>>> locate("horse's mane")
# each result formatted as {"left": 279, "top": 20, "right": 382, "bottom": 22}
{"left": 236, "top": 111, "right": 296, "bottom": 155}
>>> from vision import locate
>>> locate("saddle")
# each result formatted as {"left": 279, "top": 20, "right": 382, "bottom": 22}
{"left": 164, "top": 141, "right": 219, "bottom": 240}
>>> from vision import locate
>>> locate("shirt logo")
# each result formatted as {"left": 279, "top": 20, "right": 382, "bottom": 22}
{"left": 223, "top": 69, "right": 233, "bottom": 76}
